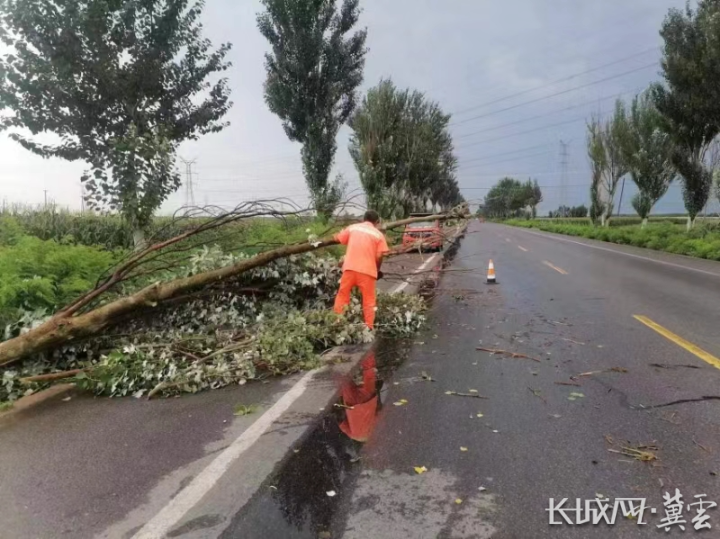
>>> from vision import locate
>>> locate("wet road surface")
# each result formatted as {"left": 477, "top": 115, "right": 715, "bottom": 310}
{"left": 225, "top": 221, "right": 720, "bottom": 538}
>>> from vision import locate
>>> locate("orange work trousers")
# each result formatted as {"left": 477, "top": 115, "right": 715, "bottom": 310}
{"left": 333, "top": 270, "right": 377, "bottom": 329}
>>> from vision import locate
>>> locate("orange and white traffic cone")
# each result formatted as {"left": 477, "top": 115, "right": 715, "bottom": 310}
{"left": 486, "top": 259, "right": 497, "bottom": 284}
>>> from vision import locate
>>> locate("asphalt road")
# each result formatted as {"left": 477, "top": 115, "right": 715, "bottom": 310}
{"left": 228, "top": 221, "right": 720, "bottom": 538}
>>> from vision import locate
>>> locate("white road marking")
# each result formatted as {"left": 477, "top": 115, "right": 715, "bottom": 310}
{"left": 517, "top": 228, "right": 720, "bottom": 279}
{"left": 518, "top": 246, "right": 528, "bottom": 252}
{"left": 391, "top": 252, "right": 442, "bottom": 293}
{"left": 131, "top": 369, "right": 318, "bottom": 539}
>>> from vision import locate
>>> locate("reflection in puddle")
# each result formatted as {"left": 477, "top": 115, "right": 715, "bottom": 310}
{"left": 221, "top": 348, "right": 396, "bottom": 538}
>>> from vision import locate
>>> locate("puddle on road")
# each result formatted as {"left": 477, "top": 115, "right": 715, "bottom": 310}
{"left": 219, "top": 339, "right": 413, "bottom": 539}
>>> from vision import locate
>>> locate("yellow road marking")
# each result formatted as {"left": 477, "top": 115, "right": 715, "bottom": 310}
{"left": 542, "top": 261, "right": 568, "bottom": 275}
{"left": 518, "top": 246, "right": 528, "bottom": 252}
{"left": 633, "top": 315, "right": 720, "bottom": 370}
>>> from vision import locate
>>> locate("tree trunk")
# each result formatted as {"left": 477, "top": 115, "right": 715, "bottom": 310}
{"left": 687, "top": 215, "right": 695, "bottom": 231}
{"left": 133, "top": 228, "right": 147, "bottom": 251}
{"left": 0, "top": 210, "right": 465, "bottom": 367}
{"left": 641, "top": 217, "right": 648, "bottom": 229}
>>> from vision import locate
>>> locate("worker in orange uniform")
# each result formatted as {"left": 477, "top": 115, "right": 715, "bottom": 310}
{"left": 333, "top": 210, "right": 390, "bottom": 330}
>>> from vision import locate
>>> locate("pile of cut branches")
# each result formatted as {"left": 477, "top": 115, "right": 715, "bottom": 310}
{"left": 0, "top": 201, "right": 465, "bottom": 402}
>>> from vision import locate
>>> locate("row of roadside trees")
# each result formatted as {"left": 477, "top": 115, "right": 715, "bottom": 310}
{"left": 588, "top": 0, "right": 720, "bottom": 229}
{"left": 0, "top": 0, "right": 463, "bottom": 249}
{"left": 481, "top": 178, "right": 542, "bottom": 219}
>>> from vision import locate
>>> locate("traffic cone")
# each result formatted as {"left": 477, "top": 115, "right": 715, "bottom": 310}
{"left": 486, "top": 259, "right": 497, "bottom": 284}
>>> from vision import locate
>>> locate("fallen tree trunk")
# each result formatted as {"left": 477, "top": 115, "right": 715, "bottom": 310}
{"left": 0, "top": 209, "right": 466, "bottom": 367}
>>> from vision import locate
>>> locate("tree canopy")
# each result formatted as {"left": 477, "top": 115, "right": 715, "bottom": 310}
{"left": 483, "top": 177, "right": 538, "bottom": 219}
{"left": 618, "top": 92, "right": 675, "bottom": 226}
{"left": 348, "top": 79, "right": 462, "bottom": 219}
{"left": 257, "top": 0, "right": 367, "bottom": 219}
{"left": 0, "top": 0, "right": 233, "bottom": 244}
{"left": 651, "top": 0, "right": 720, "bottom": 227}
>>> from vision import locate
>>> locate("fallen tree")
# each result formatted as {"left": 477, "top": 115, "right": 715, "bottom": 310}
{"left": 0, "top": 203, "right": 467, "bottom": 368}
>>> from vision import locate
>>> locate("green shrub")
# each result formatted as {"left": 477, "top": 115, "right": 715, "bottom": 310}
{"left": 0, "top": 236, "right": 119, "bottom": 328}
{"left": 0, "top": 216, "right": 23, "bottom": 246}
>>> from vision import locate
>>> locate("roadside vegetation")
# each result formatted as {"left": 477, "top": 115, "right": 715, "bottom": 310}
{"left": 506, "top": 219, "right": 720, "bottom": 260}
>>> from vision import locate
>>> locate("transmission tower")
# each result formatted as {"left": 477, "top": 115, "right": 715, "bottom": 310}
{"left": 180, "top": 157, "right": 197, "bottom": 207}
{"left": 559, "top": 140, "right": 570, "bottom": 210}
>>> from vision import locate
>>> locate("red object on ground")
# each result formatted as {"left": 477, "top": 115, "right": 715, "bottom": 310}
{"left": 334, "top": 270, "right": 378, "bottom": 328}
{"left": 339, "top": 354, "right": 379, "bottom": 443}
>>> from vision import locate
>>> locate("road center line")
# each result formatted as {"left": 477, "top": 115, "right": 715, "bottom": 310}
{"left": 518, "top": 246, "right": 528, "bottom": 252}
{"left": 131, "top": 368, "right": 319, "bottom": 539}
{"left": 633, "top": 315, "right": 720, "bottom": 370}
{"left": 516, "top": 227, "right": 720, "bottom": 279}
{"left": 542, "top": 261, "right": 568, "bottom": 275}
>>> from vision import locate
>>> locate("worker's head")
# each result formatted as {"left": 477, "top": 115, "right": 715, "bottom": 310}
{"left": 363, "top": 210, "right": 380, "bottom": 227}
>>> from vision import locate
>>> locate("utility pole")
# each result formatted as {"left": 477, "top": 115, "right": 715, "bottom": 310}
{"left": 43, "top": 190, "right": 48, "bottom": 209}
{"left": 180, "top": 157, "right": 197, "bottom": 207}
{"left": 80, "top": 183, "right": 86, "bottom": 213}
{"left": 559, "top": 140, "right": 570, "bottom": 214}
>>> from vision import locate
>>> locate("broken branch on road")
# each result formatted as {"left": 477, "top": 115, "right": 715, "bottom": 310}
{"left": 445, "top": 390, "right": 489, "bottom": 399}
{"left": 649, "top": 363, "right": 701, "bottom": 370}
{"left": 476, "top": 347, "right": 541, "bottom": 362}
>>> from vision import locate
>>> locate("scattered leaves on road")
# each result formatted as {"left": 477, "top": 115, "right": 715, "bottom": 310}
{"left": 234, "top": 404, "right": 258, "bottom": 416}
{"left": 528, "top": 387, "right": 547, "bottom": 404}
{"left": 326, "top": 490, "right": 337, "bottom": 497}
{"left": 477, "top": 413, "right": 484, "bottom": 418}
{"left": 608, "top": 445, "right": 658, "bottom": 462}
{"left": 460, "top": 447, "right": 468, "bottom": 452}
{"left": 393, "top": 399, "right": 409, "bottom": 406}
{"left": 555, "top": 381, "right": 582, "bottom": 387}
{"left": 455, "top": 498, "right": 463, "bottom": 505}
{"left": 414, "top": 466, "right": 428, "bottom": 475}
{"left": 421, "top": 371, "right": 436, "bottom": 382}
{"left": 476, "top": 347, "right": 541, "bottom": 362}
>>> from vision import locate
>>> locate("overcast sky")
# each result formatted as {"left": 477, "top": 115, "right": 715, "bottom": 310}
{"left": 3, "top": 0, "right": 716, "bottom": 216}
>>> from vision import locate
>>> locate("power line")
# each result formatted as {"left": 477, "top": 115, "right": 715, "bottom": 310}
{"left": 452, "top": 48, "right": 657, "bottom": 117}
{"left": 458, "top": 150, "right": 554, "bottom": 171}
{"left": 450, "top": 62, "right": 657, "bottom": 127}
{"left": 458, "top": 144, "right": 551, "bottom": 165}
{"left": 455, "top": 111, "right": 610, "bottom": 151}
{"left": 453, "top": 86, "right": 643, "bottom": 141}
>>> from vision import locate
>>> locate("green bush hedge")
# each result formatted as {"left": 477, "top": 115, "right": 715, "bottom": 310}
{"left": 506, "top": 220, "right": 720, "bottom": 261}
{"left": 0, "top": 236, "right": 120, "bottom": 328}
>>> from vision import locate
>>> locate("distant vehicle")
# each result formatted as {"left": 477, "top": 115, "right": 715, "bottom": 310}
{"left": 402, "top": 213, "right": 443, "bottom": 252}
